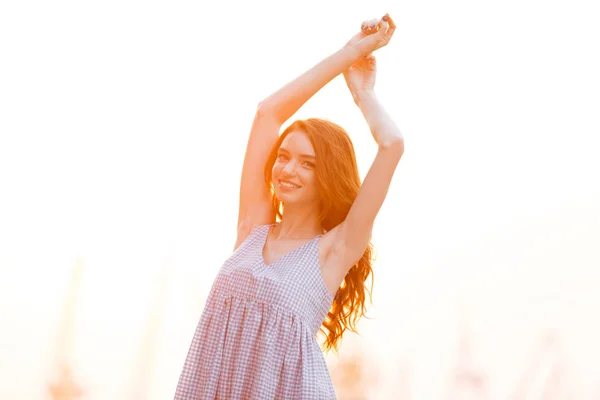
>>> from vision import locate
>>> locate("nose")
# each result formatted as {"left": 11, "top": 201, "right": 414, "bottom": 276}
{"left": 281, "top": 159, "right": 297, "bottom": 177}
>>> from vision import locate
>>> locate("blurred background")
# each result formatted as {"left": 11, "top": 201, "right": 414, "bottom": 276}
{"left": 1, "top": 0, "right": 599, "bottom": 398}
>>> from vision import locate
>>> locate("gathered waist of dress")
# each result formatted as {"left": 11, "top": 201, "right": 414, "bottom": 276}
{"left": 208, "top": 286, "right": 329, "bottom": 336}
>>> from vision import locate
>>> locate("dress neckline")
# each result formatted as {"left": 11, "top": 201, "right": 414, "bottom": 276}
{"left": 260, "top": 224, "right": 321, "bottom": 268}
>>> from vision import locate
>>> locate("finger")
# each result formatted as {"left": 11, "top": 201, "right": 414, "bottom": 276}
{"left": 382, "top": 13, "right": 396, "bottom": 38}
{"left": 369, "top": 18, "right": 380, "bottom": 31}
{"left": 376, "top": 18, "right": 389, "bottom": 37}
{"left": 365, "top": 53, "right": 377, "bottom": 66}
{"left": 362, "top": 18, "right": 380, "bottom": 33}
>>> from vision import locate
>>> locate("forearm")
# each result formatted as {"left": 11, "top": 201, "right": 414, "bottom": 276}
{"left": 355, "top": 90, "right": 404, "bottom": 150}
{"left": 259, "top": 45, "right": 362, "bottom": 124}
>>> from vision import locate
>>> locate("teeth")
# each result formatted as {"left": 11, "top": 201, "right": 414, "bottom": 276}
{"left": 280, "top": 181, "right": 300, "bottom": 188}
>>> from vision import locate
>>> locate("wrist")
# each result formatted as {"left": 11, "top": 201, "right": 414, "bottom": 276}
{"left": 352, "top": 89, "right": 376, "bottom": 105}
{"left": 342, "top": 43, "right": 364, "bottom": 60}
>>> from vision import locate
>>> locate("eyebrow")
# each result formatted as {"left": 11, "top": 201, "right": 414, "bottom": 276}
{"left": 278, "top": 147, "right": 316, "bottom": 159}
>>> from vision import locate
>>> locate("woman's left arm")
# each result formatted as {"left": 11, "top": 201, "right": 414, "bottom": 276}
{"left": 328, "top": 48, "right": 404, "bottom": 271}
{"left": 336, "top": 91, "right": 404, "bottom": 253}
{"left": 342, "top": 88, "right": 404, "bottom": 245}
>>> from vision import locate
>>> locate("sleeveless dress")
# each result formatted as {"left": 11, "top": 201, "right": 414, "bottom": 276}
{"left": 174, "top": 224, "right": 337, "bottom": 399}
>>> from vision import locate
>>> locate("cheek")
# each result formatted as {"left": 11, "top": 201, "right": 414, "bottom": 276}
{"left": 272, "top": 163, "right": 281, "bottom": 177}
{"left": 302, "top": 171, "right": 318, "bottom": 190}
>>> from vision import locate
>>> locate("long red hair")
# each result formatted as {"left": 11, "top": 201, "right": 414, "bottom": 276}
{"left": 264, "top": 118, "right": 374, "bottom": 353}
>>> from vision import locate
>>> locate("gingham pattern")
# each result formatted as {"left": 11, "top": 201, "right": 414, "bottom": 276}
{"left": 174, "top": 224, "right": 337, "bottom": 399}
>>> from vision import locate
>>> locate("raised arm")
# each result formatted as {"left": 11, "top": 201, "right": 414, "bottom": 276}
{"left": 325, "top": 15, "right": 404, "bottom": 271}
{"left": 235, "top": 17, "right": 393, "bottom": 249}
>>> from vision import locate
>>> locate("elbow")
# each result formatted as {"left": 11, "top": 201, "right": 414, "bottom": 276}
{"left": 256, "top": 101, "right": 282, "bottom": 124}
{"left": 380, "top": 136, "right": 404, "bottom": 157}
{"left": 255, "top": 101, "right": 270, "bottom": 117}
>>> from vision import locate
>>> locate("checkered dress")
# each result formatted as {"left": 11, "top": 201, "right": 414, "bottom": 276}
{"left": 174, "top": 224, "right": 337, "bottom": 399}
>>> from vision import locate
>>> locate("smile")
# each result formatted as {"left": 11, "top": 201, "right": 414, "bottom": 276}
{"left": 279, "top": 181, "right": 301, "bottom": 189}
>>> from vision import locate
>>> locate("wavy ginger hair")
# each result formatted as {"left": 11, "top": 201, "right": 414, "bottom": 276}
{"left": 264, "top": 118, "right": 374, "bottom": 353}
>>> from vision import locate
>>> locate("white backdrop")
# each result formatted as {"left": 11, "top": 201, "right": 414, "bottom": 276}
{"left": 1, "top": 0, "right": 599, "bottom": 398}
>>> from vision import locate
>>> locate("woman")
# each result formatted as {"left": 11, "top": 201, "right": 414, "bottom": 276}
{"left": 174, "top": 14, "right": 403, "bottom": 399}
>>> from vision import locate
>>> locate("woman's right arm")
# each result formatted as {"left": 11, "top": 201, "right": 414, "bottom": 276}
{"left": 235, "top": 16, "right": 390, "bottom": 249}
{"left": 235, "top": 42, "right": 364, "bottom": 249}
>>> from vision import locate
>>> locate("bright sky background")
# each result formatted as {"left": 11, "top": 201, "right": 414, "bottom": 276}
{"left": 1, "top": 0, "right": 599, "bottom": 399}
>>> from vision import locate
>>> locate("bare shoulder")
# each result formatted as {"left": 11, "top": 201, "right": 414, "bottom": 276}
{"left": 317, "top": 221, "right": 374, "bottom": 295}
{"left": 233, "top": 214, "right": 272, "bottom": 252}
{"left": 317, "top": 224, "right": 349, "bottom": 297}
{"left": 317, "top": 224, "right": 341, "bottom": 260}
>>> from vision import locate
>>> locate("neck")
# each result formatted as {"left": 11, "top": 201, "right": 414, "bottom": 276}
{"left": 275, "top": 203, "right": 323, "bottom": 239}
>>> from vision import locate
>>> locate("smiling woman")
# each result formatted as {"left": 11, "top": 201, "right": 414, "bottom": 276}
{"left": 270, "top": 129, "right": 320, "bottom": 206}
{"left": 173, "top": 13, "right": 402, "bottom": 400}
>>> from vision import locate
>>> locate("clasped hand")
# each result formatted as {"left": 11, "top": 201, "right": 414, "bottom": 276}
{"left": 344, "top": 14, "right": 396, "bottom": 102}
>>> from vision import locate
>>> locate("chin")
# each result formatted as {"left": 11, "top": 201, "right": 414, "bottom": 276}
{"left": 274, "top": 190, "right": 297, "bottom": 201}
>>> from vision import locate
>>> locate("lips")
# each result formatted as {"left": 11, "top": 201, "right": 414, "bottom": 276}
{"left": 279, "top": 180, "right": 301, "bottom": 189}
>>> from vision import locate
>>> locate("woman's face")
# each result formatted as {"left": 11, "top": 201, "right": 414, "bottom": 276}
{"left": 272, "top": 130, "right": 319, "bottom": 207}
